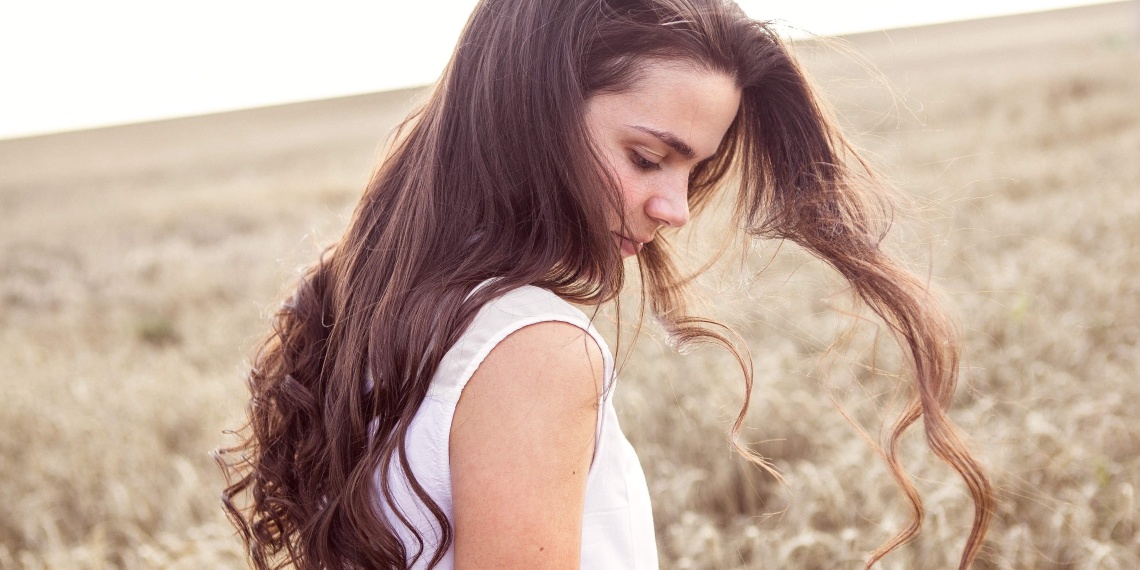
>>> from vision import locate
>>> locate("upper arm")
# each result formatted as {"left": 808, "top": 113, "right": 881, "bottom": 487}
{"left": 449, "top": 320, "right": 605, "bottom": 569}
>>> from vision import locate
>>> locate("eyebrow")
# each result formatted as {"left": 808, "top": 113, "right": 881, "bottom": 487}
{"left": 629, "top": 125, "right": 696, "bottom": 159}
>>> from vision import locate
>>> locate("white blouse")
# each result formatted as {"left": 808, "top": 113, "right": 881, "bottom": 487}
{"left": 374, "top": 285, "right": 658, "bottom": 568}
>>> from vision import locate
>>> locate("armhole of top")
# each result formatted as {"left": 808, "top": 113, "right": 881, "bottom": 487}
{"left": 431, "top": 287, "right": 615, "bottom": 468}
{"left": 439, "top": 314, "right": 613, "bottom": 399}
{"left": 430, "top": 287, "right": 614, "bottom": 400}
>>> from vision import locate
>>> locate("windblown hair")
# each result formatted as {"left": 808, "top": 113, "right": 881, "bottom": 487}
{"left": 216, "top": 0, "right": 993, "bottom": 568}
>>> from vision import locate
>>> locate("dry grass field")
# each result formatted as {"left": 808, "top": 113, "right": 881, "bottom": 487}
{"left": 2, "top": 3, "right": 1138, "bottom": 568}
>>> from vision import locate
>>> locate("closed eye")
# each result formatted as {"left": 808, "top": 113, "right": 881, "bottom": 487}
{"left": 629, "top": 150, "right": 662, "bottom": 172}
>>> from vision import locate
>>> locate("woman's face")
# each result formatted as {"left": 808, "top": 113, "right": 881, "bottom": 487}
{"left": 584, "top": 61, "right": 741, "bottom": 257}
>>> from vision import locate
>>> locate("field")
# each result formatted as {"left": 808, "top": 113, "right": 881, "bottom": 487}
{"left": 1, "top": 3, "right": 1138, "bottom": 568}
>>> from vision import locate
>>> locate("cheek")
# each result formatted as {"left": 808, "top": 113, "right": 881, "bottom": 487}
{"left": 597, "top": 151, "right": 643, "bottom": 216}
{"left": 613, "top": 169, "right": 648, "bottom": 214}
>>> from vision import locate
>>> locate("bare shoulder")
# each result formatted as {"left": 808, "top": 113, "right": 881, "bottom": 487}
{"left": 449, "top": 320, "right": 605, "bottom": 568}
{"left": 450, "top": 319, "right": 605, "bottom": 456}
{"left": 457, "top": 319, "right": 604, "bottom": 412}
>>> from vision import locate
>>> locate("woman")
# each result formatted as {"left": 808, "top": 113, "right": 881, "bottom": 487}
{"left": 217, "top": 0, "right": 993, "bottom": 568}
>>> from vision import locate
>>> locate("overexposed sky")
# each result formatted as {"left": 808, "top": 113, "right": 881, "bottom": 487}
{"left": 0, "top": 0, "right": 1120, "bottom": 140}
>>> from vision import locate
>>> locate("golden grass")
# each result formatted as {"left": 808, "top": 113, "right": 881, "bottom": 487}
{"left": 2, "top": 3, "right": 1137, "bottom": 568}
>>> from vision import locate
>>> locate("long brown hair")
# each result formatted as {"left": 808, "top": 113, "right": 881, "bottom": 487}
{"left": 216, "top": 0, "right": 993, "bottom": 568}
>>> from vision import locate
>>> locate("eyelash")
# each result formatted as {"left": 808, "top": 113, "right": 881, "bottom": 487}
{"left": 629, "top": 150, "right": 662, "bottom": 172}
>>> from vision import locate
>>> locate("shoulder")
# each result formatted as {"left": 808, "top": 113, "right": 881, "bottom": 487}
{"left": 476, "top": 285, "right": 611, "bottom": 374}
{"left": 451, "top": 319, "right": 604, "bottom": 433}
{"left": 429, "top": 284, "right": 612, "bottom": 403}
{"left": 468, "top": 285, "right": 610, "bottom": 407}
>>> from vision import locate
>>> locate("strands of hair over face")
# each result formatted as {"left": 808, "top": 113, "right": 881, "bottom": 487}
{"left": 215, "top": 0, "right": 994, "bottom": 568}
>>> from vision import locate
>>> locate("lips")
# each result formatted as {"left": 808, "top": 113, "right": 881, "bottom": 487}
{"left": 613, "top": 232, "right": 646, "bottom": 257}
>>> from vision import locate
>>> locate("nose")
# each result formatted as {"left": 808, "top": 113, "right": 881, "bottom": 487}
{"left": 644, "top": 177, "right": 690, "bottom": 229}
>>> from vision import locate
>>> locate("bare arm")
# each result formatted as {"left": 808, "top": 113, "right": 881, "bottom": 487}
{"left": 449, "top": 321, "right": 604, "bottom": 569}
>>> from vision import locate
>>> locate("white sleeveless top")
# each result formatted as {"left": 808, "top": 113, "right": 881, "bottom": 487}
{"left": 374, "top": 285, "right": 658, "bottom": 569}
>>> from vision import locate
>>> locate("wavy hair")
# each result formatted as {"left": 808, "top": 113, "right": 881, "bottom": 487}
{"left": 216, "top": 0, "right": 993, "bottom": 568}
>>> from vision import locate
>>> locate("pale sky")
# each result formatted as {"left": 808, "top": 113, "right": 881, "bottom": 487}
{"left": 0, "top": 0, "right": 1119, "bottom": 140}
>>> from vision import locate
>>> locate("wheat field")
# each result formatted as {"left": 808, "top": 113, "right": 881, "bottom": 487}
{"left": 1, "top": 3, "right": 1138, "bottom": 568}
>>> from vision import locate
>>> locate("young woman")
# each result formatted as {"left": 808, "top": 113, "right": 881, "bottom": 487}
{"left": 218, "top": 0, "right": 993, "bottom": 568}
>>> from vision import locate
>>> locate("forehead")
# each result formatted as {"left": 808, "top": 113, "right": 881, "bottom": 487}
{"left": 585, "top": 61, "right": 741, "bottom": 159}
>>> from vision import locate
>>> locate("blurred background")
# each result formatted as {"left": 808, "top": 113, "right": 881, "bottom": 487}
{"left": 1, "top": 1, "right": 1137, "bottom": 568}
